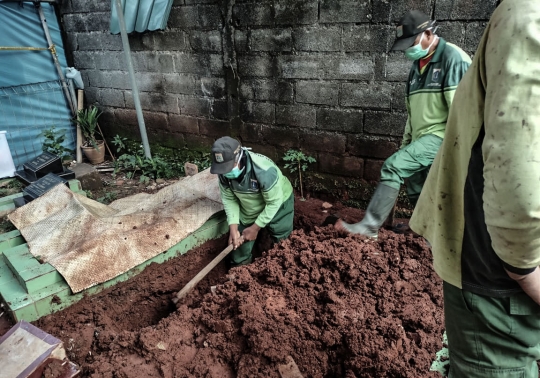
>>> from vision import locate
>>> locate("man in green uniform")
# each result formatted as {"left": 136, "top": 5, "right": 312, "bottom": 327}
{"left": 338, "top": 10, "right": 471, "bottom": 238}
{"left": 210, "top": 137, "right": 294, "bottom": 266}
{"left": 411, "top": 1, "right": 540, "bottom": 376}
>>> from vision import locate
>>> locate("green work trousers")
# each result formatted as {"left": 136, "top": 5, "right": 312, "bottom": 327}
{"left": 380, "top": 134, "right": 443, "bottom": 206}
{"left": 443, "top": 281, "right": 540, "bottom": 378}
{"left": 231, "top": 194, "right": 294, "bottom": 266}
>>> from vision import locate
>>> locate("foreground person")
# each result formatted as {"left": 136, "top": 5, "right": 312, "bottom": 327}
{"left": 411, "top": 1, "right": 540, "bottom": 376}
{"left": 338, "top": 10, "right": 470, "bottom": 239}
{"left": 210, "top": 137, "right": 294, "bottom": 267}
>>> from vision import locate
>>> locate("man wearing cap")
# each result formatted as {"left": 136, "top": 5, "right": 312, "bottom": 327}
{"left": 210, "top": 137, "right": 294, "bottom": 267}
{"left": 338, "top": 10, "right": 471, "bottom": 238}
{"left": 411, "top": 1, "right": 540, "bottom": 376}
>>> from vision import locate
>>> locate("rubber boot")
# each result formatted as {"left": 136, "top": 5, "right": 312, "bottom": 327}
{"left": 337, "top": 183, "right": 399, "bottom": 239}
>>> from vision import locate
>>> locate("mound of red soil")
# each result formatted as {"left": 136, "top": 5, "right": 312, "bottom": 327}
{"left": 30, "top": 199, "right": 442, "bottom": 377}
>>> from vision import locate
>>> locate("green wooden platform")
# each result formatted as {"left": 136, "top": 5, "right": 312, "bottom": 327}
{"left": 0, "top": 181, "right": 227, "bottom": 322}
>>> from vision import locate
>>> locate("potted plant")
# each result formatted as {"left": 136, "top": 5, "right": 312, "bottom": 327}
{"left": 77, "top": 106, "right": 105, "bottom": 164}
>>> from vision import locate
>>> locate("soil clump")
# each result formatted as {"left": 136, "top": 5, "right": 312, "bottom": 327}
{"left": 9, "top": 198, "right": 442, "bottom": 377}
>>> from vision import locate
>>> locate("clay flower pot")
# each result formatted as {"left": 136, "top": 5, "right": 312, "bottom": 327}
{"left": 81, "top": 140, "right": 105, "bottom": 164}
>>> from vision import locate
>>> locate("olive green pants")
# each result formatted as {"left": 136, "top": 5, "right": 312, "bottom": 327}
{"left": 444, "top": 281, "right": 540, "bottom": 377}
{"left": 380, "top": 134, "right": 443, "bottom": 206}
{"left": 231, "top": 194, "right": 294, "bottom": 266}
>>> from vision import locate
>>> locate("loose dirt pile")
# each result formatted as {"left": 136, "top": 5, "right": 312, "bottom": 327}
{"left": 30, "top": 199, "right": 442, "bottom": 377}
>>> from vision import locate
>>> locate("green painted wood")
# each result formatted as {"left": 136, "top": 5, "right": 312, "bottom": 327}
{"left": 19, "top": 263, "right": 63, "bottom": 294}
{"left": 3, "top": 245, "right": 40, "bottom": 275}
{"left": 0, "top": 202, "right": 16, "bottom": 216}
{"left": 0, "top": 259, "right": 17, "bottom": 286}
{"left": 0, "top": 229, "right": 21, "bottom": 243}
{"left": 0, "top": 230, "right": 23, "bottom": 254}
{"left": 0, "top": 210, "right": 227, "bottom": 322}
{"left": 0, "top": 192, "right": 22, "bottom": 207}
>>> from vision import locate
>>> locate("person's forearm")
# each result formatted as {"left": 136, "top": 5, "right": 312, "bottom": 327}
{"left": 229, "top": 224, "right": 238, "bottom": 233}
{"left": 506, "top": 267, "right": 540, "bottom": 305}
{"left": 248, "top": 223, "right": 261, "bottom": 231}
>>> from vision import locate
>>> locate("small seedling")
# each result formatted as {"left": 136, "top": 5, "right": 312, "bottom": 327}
{"left": 97, "top": 191, "right": 117, "bottom": 204}
{"left": 283, "top": 149, "right": 316, "bottom": 200}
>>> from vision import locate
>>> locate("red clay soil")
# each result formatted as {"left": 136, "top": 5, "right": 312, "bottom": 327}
{"left": 26, "top": 198, "right": 442, "bottom": 377}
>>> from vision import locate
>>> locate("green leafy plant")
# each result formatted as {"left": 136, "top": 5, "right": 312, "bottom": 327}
{"left": 97, "top": 191, "right": 117, "bottom": 204}
{"left": 83, "top": 190, "right": 94, "bottom": 199}
{"left": 42, "top": 126, "right": 73, "bottom": 160}
{"left": 283, "top": 149, "right": 316, "bottom": 200}
{"left": 112, "top": 135, "right": 176, "bottom": 182}
{"left": 76, "top": 106, "right": 102, "bottom": 149}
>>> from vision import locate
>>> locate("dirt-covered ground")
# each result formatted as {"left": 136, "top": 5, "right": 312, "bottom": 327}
{"left": 1, "top": 197, "right": 445, "bottom": 378}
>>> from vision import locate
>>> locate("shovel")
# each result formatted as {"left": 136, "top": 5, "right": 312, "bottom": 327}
{"left": 172, "top": 238, "right": 242, "bottom": 304}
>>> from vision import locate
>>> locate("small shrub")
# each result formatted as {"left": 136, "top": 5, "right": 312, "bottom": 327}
{"left": 42, "top": 126, "right": 73, "bottom": 160}
{"left": 111, "top": 135, "right": 211, "bottom": 182}
{"left": 283, "top": 149, "right": 316, "bottom": 200}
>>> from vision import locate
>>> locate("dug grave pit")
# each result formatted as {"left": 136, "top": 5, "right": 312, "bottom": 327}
{"left": 23, "top": 198, "right": 442, "bottom": 377}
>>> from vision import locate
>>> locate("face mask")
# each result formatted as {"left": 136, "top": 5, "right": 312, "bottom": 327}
{"left": 223, "top": 150, "right": 245, "bottom": 179}
{"left": 404, "top": 32, "right": 436, "bottom": 61}
{"left": 223, "top": 166, "right": 245, "bottom": 179}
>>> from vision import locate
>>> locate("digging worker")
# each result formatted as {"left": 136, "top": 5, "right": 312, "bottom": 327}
{"left": 210, "top": 137, "right": 294, "bottom": 267}
{"left": 410, "top": 1, "right": 540, "bottom": 376}
{"left": 338, "top": 10, "right": 471, "bottom": 238}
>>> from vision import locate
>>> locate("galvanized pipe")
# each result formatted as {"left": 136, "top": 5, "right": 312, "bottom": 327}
{"left": 114, "top": 0, "right": 151, "bottom": 159}
{"left": 36, "top": 3, "right": 77, "bottom": 115}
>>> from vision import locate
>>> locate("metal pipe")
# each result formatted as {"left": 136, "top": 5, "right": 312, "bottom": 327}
{"left": 114, "top": 0, "right": 151, "bottom": 159}
{"left": 35, "top": 3, "right": 77, "bottom": 116}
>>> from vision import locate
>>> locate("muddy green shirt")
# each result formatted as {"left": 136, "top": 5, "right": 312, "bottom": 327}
{"left": 410, "top": 0, "right": 540, "bottom": 289}
{"left": 402, "top": 38, "right": 471, "bottom": 148}
{"left": 219, "top": 152, "right": 293, "bottom": 228}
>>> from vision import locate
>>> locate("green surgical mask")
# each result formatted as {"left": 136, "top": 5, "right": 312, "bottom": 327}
{"left": 223, "top": 149, "right": 245, "bottom": 179}
{"left": 404, "top": 32, "right": 436, "bottom": 61}
{"left": 223, "top": 166, "right": 245, "bottom": 179}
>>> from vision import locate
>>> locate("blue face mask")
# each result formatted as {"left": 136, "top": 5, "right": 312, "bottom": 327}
{"left": 223, "top": 150, "right": 245, "bottom": 179}
{"left": 404, "top": 32, "right": 436, "bottom": 61}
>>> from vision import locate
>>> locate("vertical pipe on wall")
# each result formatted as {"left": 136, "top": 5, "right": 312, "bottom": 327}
{"left": 114, "top": 0, "right": 152, "bottom": 159}
{"left": 36, "top": 3, "right": 77, "bottom": 116}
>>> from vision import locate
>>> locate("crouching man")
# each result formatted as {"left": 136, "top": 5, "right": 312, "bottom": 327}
{"left": 210, "top": 137, "right": 294, "bottom": 267}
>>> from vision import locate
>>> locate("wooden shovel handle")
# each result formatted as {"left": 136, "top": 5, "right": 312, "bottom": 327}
{"left": 172, "top": 242, "right": 235, "bottom": 304}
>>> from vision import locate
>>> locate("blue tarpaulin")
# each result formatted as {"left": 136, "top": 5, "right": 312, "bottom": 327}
{"left": 0, "top": 2, "right": 74, "bottom": 169}
{"left": 110, "top": 0, "right": 174, "bottom": 34}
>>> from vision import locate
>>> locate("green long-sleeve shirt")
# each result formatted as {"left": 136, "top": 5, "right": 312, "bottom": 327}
{"left": 410, "top": 0, "right": 540, "bottom": 289}
{"left": 218, "top": 151, "right": 293, "bottom": 228}
{"left": 401, "top": 38, "right": 471, "bottom": 148}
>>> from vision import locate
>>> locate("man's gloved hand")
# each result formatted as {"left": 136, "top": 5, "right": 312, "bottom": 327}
{"left": 229, "top": 224, "right": 243, "bottom": 250}
{"left": 242, "top": 224, "right": 261, "bottom": 242}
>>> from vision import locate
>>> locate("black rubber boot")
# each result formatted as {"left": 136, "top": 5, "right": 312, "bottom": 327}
{"left": 337, "top": 183, "right": 399, "bottom": 239}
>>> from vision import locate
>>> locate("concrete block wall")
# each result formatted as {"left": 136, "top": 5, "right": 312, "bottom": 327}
{"left": 60, "top": 0, "right": 498, "bottom": 182}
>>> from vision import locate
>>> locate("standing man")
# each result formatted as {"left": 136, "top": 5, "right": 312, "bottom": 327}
{"left": 411, "top": 1, "right": 540, "bottom": 376}
{"left": 210, "top": 137, "right": 294, "bottom": 267}
{"left": 338, "top": 10, "right": 471, "bottom": 238}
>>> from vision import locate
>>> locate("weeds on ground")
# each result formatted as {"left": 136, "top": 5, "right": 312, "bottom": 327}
{"left": 97, "top": 191, "right": 117, "bottom": 204}
{"left": 282, "top": 149, "right": 316, "bottom": 200}
{"left": 0, "top": 179, "right": 23, "bottom": 197}
{"left": 0, "top": 216, "right": 16, "bottom": 234}
{"left": 111, "top": 136, "right": 211, "bottom": 183}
